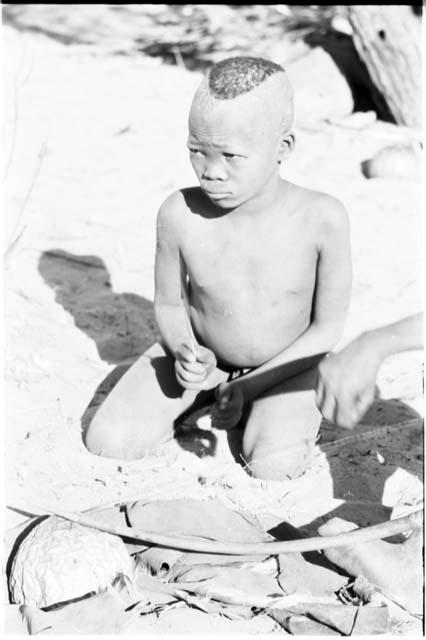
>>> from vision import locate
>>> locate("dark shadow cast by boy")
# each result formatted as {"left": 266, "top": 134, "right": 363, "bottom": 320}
{"left": 38, "top": 249, "right": 160, "bottom": 365}
{"left": 39, "top": 248, "right": 161, "bottom": 438}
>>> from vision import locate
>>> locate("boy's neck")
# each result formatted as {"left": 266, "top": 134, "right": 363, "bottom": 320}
{"left": 233, "top": 173, "right": 287, "bottom": 217}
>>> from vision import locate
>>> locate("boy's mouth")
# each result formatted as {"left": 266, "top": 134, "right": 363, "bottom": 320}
{"left": 202, "top": 187, "right": 231, "bottom": 199}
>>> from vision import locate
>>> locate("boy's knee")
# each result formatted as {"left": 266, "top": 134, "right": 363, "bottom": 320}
{"left": 243, "top": 442, "right": 313, "bottom": 481}
{"left": 83, "top": 402, "right": 180, "bottom": 462}
{"left": 83, "top": 401, "right": 174, "bottom": 460}
{"left": 83, "top": 413, "right": 144, "bottom": 460}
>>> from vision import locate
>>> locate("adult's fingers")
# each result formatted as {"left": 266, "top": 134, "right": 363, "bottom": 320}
{"left": 334, "top": 396, "right": 357, "bottom": 429}
{"left": 335, "top": 385, "right": 373, "bottom": 429}
{"left": 352, "top": 387, "right": 375, "bottom": 423}
{"left": 319, "top": 387, "right": 337, "bottom": 424}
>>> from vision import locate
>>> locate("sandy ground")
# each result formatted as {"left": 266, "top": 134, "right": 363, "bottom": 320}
{"left": 3, "top": 22, "right": 423, "bottom": 635}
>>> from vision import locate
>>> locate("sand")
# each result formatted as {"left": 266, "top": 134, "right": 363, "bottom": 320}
{"left": 3, "top": 21, "right": 423, "bottom": 635}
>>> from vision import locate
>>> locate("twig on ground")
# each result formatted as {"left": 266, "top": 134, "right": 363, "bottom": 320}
{"left": 320, "top": 418, "right": 422, "bottom": 453}
{"left": 3, "top": 41, "right": 34, "bottom": 182}
{"left": 172, "top": 45, "right": 186, "bottom": 70}
{"left": 4, "top": 142, "right": 47, "bottom": 268}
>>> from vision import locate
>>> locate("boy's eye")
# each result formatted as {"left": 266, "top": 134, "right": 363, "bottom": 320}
{"left": 189, "top": 148, "right": 203, "bottom": 156}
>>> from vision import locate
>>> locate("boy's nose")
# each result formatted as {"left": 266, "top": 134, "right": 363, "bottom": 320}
{"left": 202, "top": 161, "right": 227, "bottom": 181}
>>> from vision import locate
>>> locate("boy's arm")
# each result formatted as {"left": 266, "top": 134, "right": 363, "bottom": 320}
{"left": 154, "top": 193, "right": 192, "bottom": 356}
{"left": 155, "top": 193, "right": 220, "bottom": 389}
{"left": 230, "top": 197, "right": 352, "bottom": 403}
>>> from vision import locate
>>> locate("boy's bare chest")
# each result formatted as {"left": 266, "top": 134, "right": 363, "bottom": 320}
{"left": 182, "top": 214, "right": 317, "bottom": 294}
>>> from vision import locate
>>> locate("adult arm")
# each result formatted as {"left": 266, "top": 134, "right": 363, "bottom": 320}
{"left": 316, "top": 313, "right": 423, "bottom": 428}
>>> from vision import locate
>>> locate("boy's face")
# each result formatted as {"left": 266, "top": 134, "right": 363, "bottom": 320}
{"left": 187, "top": 98, "right": 285, "bottom": 209}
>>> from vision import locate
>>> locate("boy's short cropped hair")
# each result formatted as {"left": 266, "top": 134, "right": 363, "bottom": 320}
{"left": 208, "top": 56, "right": 286, "bottom": 100}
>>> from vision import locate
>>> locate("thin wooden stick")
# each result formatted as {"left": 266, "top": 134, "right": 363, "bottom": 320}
{"left": 183, "top": 310, "right": 196, "bottom": 359}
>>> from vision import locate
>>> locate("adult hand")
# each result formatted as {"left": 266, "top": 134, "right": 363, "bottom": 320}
{"left": 211, "top": 383, "right": 244, "bottom": 430}
{"left": 316, "top": 333, "right": 382, "bottom": 429}
{"left": 175, "top": 343, "right": 218, "bottom": 391}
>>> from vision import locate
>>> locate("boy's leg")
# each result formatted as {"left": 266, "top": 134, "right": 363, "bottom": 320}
{"left": 241, "top": 367, "right": 321, "bottom": 481}
{"left": 84, "top": 343, "right": 226, "bottom": 460}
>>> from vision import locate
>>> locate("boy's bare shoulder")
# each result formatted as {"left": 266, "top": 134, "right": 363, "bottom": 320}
{"left": 290, "top": 182, "right": 349, "bottom": 236}
{"left": 157, "top": 187, "right": 203, "bottom": 228}
{"left": 317, "top": 192, "right": 348, "bottom": 231}
{"left": 157, "top": 189, "right": 186, "bottom": 225}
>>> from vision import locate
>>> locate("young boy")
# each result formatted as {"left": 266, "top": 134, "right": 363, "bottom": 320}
{"left": 84, "top": 56, "right": 352, "bottom": 480}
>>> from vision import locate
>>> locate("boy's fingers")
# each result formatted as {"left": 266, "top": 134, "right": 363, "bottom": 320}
{"left": 180, "top": 360, "right": 206, "bottom": 375}
{"left": 178, "top": 344, "right": 196, "bottom": 363}
{"left": 215, "top": 383, "right": 232, "bottom": 408}
{"left": 176, "top": 375, "right": 205, "bottom": 391}
{"left": 175, "top": 362, "right": 205, "bottom": 383}
{"left": 195, "top": 346, "right": 215, "bottom": 364}
{"left": 184, "top": 382, "right": 206, "bottom": 390}
{"left": 212, "top": 414, "right": 240, "bottom": 429}
{"left": 212, "top": 407, "right": 236, "bottom": 421}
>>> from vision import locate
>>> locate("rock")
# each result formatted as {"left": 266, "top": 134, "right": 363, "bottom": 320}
{"left": 361, "top": 143, "right": 422, "bottom": 181}
{"left": 286, "top": 47, "right": 354, "bottom": 124}
{"left": 328, "top": 110, "right": 377, "bottom": 129}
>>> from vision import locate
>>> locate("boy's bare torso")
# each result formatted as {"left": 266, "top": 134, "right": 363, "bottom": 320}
{"left": 176, "top": 181, "right": 321, "bottom": 369}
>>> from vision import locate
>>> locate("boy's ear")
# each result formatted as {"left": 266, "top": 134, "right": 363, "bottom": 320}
{"left": 278, "top": 131, "right": 295, "bottom": 163}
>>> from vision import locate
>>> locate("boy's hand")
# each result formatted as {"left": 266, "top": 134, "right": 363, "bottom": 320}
{"left": 315, "top": 334, "right": 382, "bottom": 429}
{"left": 175, "top": 343, "right": 218, "bottom": 391}
{"left": 211, "top": 383, "right": 244, "bottom": 430}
